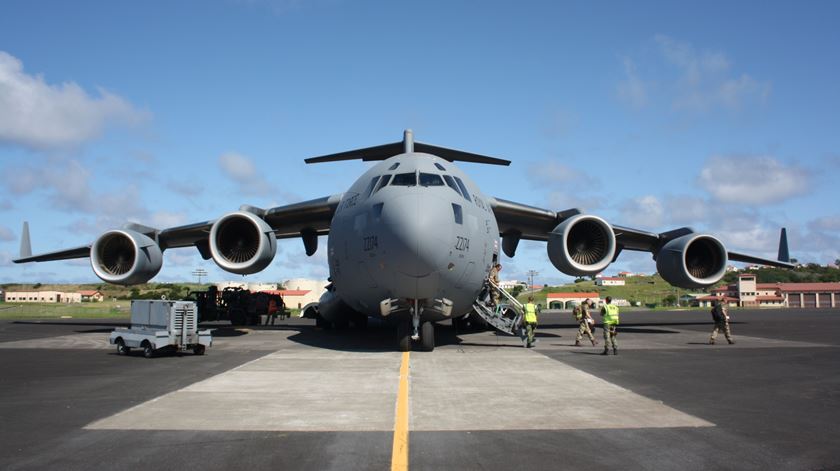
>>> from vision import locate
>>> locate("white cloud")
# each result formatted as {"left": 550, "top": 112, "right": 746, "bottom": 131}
{"left": 663, "top": 195, "right": 709, "bottom": 225}
{"left": 0, "top": 225, "right": 14, "bottom": 241}
{"left": 808, "top": 215, "right": 840, "bottom": 232}
{"left": 527, "top": 161, "right": 585, "bottom": 186}
{"left": 148, "top": 211, "right": 188, "bottom": 229}
{"left": 619, "top": 195, "right": 664, "bottom": 229}
{"left": 653, "top": 35, "right": 771, "bottom": 111}
{"left": 219, "top": 152, "right": 277, "bottom": 197}
{"left": 0, "top": 51, "right": 149, "bottom": 150}
{"left": 698, "top": 155, "right": 810, "bottom": 205}
{"left": 617, "top": 36, "right": 770, "bottom": 112}
{"left": 2, "top": 159, "right": 150, "bottom": 222}
{"left": 616, "top": 57, "right": 648, "bottom": 108}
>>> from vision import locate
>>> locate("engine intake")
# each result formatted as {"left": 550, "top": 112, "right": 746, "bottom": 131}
{"left": 209, "top": 211, "right": 277, "bottom": 275}
{"left": 547, "top": 215, "right": 616, "bottom": 276}
{"left": 90, "top": 230, "right": 163, "bottom": 285}
{"left": 656, "top": 234, "right": 727, "bottom": 288}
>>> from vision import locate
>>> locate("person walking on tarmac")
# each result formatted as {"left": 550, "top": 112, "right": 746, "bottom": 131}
{"left": 709, "top": 299, "right": 735, "bottom": 344}
{"left": 523, "top": 296, "right": 539, "bottom": 348}
{"left": 572, "top": 302, "right": 597, "bottom": 346}
{"left": 600, "top": 296, "right": 620, "bottom": 355}
{"left": 488, "top": 263, "right": 502, "bottom": 307}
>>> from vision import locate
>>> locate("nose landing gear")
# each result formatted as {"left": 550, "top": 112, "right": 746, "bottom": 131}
{"left": 396, "top": 299, "right": 435, "bottom": 352}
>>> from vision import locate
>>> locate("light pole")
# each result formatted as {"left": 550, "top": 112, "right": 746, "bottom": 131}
{"left": 192, "top": 268, "right": 208, "bottom": 285}
{"left": 527, "top": 270, "right": 539, "bottom": 291}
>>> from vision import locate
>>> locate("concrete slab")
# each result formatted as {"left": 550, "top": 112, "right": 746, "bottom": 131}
{"left": 86, "top": 350, "right": 403, "bottom": 432}
{"left": 410, "top": 348, "right": 712, "bottom": 430}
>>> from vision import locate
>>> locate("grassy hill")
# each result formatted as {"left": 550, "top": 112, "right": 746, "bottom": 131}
{"left": 517, "top": 273, "right": 696, "bottom": 308}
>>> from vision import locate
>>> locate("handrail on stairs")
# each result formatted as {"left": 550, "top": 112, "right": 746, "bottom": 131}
{"left": 488, "top": 280, "right": 524, "bottom": 311}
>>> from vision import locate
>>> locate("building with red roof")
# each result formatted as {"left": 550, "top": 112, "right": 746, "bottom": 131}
{"left": 697, "top": 273, "right": 840, "bottom": 308}
{"left": 546, "top": 292, "right": 601, "bottom": 309}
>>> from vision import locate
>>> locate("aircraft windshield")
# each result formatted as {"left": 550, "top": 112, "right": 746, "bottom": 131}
{"left": 374, "top": 175, "right": 391, "bottom": 193}
{"left": 419, "top": 173, "right": 444, "bottom": 187}
{"left": 453, "top": 176, "right": 472, "bottom": 202}
{"left": 392, "top": 172, "right": 417, "bottom": 186}
{"left": 442, "top": 175, "right": 462, "bottom": 196}
{"left": 365, "top": 176, "right": 379, "bottom": 197}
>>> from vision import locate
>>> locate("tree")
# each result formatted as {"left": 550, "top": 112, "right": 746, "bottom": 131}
{"left": 663, "top": 294, "right": 677, "bottom": 306}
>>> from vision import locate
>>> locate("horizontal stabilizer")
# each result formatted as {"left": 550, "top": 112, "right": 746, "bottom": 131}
{"left": 305, "top": 131, "right": 510, "bottom": 166}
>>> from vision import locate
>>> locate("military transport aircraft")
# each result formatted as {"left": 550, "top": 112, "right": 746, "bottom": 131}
{"left": 14, "top": 130, "right": 792, "bottom": 351}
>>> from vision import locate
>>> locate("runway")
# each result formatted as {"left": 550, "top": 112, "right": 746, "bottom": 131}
{"left": 1, "top": 308, "right": 838, "bottom": 470}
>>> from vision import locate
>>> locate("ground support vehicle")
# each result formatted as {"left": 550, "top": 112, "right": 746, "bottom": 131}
{"left": 110, "top": 300, "right": 212, "bottom": 358}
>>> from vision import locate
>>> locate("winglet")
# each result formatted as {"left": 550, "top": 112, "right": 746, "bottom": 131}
{"left": 19, "top": 221, "right": 32, "bottom": 259}
{"left": 777, "top": 227, "right": 790, "bottom": 263}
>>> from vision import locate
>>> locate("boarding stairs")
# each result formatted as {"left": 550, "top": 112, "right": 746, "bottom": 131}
{"left": 472, "top": 281, "right": 524, "bottom": 336}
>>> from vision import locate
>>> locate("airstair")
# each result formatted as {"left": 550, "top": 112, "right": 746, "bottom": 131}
{"left": 472, "top": 280, "right": 525, "bottom": 336}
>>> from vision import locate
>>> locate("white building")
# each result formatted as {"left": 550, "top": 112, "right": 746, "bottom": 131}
{"left": 4, "top": 291, "right": 82, "bottom": 303}
{"left": 595, "top": 277, "right": 626, "bottom": 287}
{"left": 280, "top": 278, "right": 328, "bottom": 309}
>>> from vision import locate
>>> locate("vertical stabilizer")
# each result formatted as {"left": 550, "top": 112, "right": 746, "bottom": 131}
{"left": 20, "top": 222, "right": 32, "bottom": 259}
{"left": 403, "top": 129, "right": 414, "bottom": 153}
{"left": 777, "top": 227, "right": 790, "bottom": 263}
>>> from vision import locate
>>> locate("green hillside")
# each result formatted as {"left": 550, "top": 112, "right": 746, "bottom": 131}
{"left": 518, "top": 273, "right": 696, "bottom": 308}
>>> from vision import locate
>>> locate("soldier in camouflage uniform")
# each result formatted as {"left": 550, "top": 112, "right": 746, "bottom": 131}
{"left": 709, "top": 299, "right": 735, "bottom": 344}
{"left": 488, "top": 263, "right": 502, "bottom": 307}
{"left": 573, "top": 301, "right": 597, "bottom": 346}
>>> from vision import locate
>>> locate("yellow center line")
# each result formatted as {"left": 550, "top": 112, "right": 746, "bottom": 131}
{"left": 391, "top": 351, "right": 410, "bottom": 471}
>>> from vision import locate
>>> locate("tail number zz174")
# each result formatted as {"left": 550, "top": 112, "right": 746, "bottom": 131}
{"left": 455, "top": 236, "right": 470, "bottom": 251}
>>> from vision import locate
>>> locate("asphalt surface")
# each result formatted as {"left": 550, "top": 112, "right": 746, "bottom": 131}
{"left": 1, "top": 308, "right": 838, "bottom": 471}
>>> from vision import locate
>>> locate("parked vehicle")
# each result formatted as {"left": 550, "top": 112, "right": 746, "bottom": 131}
{"left": 110, "top": 300, "right": 212, "bottom": 358}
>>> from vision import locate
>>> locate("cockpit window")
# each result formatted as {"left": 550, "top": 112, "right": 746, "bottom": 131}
{"left": 388, "top": 162, "right": 400, "bottom": 171}
{"left": 391, "top": 172, "right": 417, "bottom": 186}
{"left": 453, "top": 176, "right": 472, "bottom": 202}
{"left": 434, "top": 163, "right": 446, "bottom": 171}
{"left": 365, "top": 176, "right": 380, "bottom": 197}
{"left": 374, "top": 174, "right": 391, "bottom": 193}
{"left": 442, "top": 175, "right": 461, "bottom": 196}
{"left": 419, "top": 173, "right": 444, "bottom": 187}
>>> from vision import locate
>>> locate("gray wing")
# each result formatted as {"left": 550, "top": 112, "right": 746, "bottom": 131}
{"left": 489, "top": 196, "right": 793, "bottom": 268}
{"left": 14, "top": 194, "right": 343, "bottom": 263}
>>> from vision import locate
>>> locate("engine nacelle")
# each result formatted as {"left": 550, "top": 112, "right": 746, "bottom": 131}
{"left": 656, "top": 234, "right": 727, "bottom": 289}
{"left": 209, "top": 211, "right": 277, "bottom": 275}
{"left": 90, "top": 230, "right": 163, "bottom": 285}
{"left": 547, "top": 214, "right": 616, "bottom": 276}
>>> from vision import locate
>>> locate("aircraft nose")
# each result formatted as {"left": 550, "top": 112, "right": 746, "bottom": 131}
{"left": 379, "top": 193, "right": 449, "bottom": 278}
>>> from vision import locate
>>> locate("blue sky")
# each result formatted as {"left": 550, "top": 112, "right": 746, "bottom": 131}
{"left": 1, "top": 0, "right": 838, "bottom": 286}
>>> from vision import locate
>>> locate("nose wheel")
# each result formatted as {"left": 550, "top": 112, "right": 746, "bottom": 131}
{"left": 396, "top": 300, "right": 436, "bottom": 352}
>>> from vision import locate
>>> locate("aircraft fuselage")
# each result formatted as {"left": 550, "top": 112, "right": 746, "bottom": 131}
{"left": 327, "top": 152, "right": 499, "bottom": 322}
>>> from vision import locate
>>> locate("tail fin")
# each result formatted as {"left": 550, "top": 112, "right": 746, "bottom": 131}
{"left": 19, "top": 222, "right": 32, "bottom": 259}
{"left": 777, "top": 227, "right": 790, "bottom": 263}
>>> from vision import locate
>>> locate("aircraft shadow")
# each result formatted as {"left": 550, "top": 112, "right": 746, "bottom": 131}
{"left": 286, "top": 320, "right": 474, "bottom": 352}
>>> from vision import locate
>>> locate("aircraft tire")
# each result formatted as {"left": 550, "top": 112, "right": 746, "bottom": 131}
{"left": 420, "top": 321, "right": 435, "bottom": 352}
{"left": 397, "top": 320, "right": 412, "bottom": 352}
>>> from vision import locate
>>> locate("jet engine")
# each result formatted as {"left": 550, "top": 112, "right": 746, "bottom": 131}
{"left": 547, "top": 214, "right": 616, "bottom": 276}
{"left": 90, "top": 230, "right": 163, "bottom": 285}
{"left": 209, "top": 211, "right": 277, "bottom": 275}
{"left": 656, "top": 234, "right": 727, "bottom": 289}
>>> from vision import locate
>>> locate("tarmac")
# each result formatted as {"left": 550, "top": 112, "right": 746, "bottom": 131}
{"left": 1, "top": 308, "right": 838, "bottom": 470}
